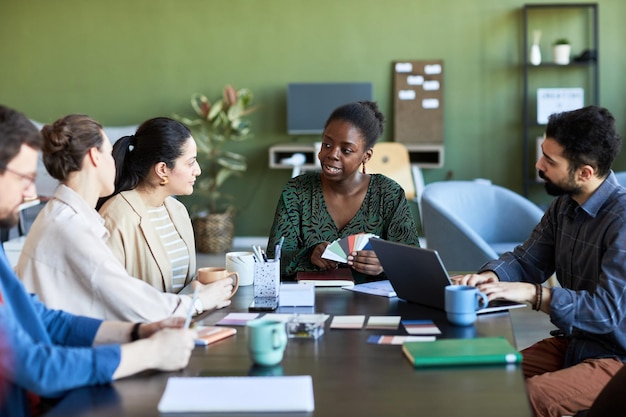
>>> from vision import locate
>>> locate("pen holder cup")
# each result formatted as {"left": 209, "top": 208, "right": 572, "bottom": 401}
{"left": 254, "top": 260, "right": 280, "bottom": 300}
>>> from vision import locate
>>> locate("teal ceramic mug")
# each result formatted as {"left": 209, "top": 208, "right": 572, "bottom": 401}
{"left": 246, "top": 319, "right": 288, "bottom": 366}
{"left": 444, "top": 285, "right": 489, "bottom": 326}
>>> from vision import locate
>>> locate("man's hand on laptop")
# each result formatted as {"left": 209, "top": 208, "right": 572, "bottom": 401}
{"left": 453, "top": 273, "right": 540, "bottom": 307}
{"left": 451, "top": 271, "right": 499, "bottom": 286}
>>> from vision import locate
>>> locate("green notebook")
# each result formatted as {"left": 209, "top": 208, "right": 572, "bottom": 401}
{"left": 402, "top": 337, "right": 522, "bottom": 368}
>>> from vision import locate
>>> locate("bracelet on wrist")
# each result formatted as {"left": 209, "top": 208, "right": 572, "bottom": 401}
{"left": 130, "top": 322, "right": 142, "bottom": 341}
{"left": 533, "top": 283, "right": 542, "bottom": 311}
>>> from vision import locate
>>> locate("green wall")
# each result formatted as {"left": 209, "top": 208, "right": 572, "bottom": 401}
{"left": 2, "top": 0, "right": 625, "bottom": 236}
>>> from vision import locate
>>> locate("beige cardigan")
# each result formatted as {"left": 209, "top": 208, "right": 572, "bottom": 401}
{"left": 99, "top": 190, "right": 196, "bottom": 293}
{"left": 17, "top": 185, "right": 193, "bottom": 321}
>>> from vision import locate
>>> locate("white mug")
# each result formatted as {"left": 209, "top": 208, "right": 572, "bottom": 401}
{"left": 226, "top": 251, "right": 255, "bottom": 286}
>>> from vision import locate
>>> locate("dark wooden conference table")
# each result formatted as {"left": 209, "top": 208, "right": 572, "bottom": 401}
{"left": 45, "top": 285, "right": 532, "bottom": 417}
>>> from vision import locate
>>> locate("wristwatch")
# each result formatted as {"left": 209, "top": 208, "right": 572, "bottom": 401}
{"left": 193, "top": 297, "right": 204, "bottom": 315}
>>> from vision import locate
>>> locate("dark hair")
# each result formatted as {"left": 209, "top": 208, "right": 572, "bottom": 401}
{"left": 324, "top": 101, "right": 385, "bottom": 148}
{"left": 41, "top": 114, "right": 104, "bottom": 182}
{"left": 545, "top": 105, "right": 622, "bottom": 178}
{"left": 109, "top": 117, "right": 191, "bottom": 196}
{"left": 0, "top": 105, "right": 42, "bottom": 170}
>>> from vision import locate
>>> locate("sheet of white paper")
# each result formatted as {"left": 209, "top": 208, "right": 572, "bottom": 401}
{"left": 216, "top": 312, "right": 259, "bottom": 326}
{"left": 158, "top": 376, "right": 315, "bottom": 413}
{"left": 344, "top": 280, "right": 397, "bottom": 297}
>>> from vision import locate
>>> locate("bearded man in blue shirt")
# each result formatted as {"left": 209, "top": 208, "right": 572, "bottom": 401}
{"left": 456, "top": 105, "right": 626, "bottom": 417}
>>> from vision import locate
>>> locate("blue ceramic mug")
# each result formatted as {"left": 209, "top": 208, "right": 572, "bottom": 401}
{"left": 246, "top": 319, "right": 288, "bottom": 366}
{"left": 444, "top": 285, "right": 489, "bottom": 326}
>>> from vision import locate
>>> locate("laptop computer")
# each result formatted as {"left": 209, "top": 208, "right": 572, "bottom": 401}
{"left": 368, "top": 239, "right": 527, "bottom": 314}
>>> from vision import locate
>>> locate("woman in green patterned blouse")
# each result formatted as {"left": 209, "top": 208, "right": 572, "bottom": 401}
{"left": 266, "top": 101, "right": 420, "bottom": 282}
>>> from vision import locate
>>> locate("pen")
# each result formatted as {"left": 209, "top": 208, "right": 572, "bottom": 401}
{"left": 184, "top": 286, "right": 199, "bottom": 329}
{"left": 252, "top": 245, "right": 264, "bottom": 263}
{"left": 276, "top": 236, "right": 284, "bottom": 260}
{"left": 261, "top": 249, "right": 268, "bottom": 262}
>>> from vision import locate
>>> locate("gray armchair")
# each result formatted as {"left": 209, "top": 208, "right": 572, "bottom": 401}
{"left": 420, "top": 180, "right": 545, "bottom": 272}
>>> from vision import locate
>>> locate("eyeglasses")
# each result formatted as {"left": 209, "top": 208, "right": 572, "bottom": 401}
{"left": 0, "top": 163, "right": 37, "bottom": 189}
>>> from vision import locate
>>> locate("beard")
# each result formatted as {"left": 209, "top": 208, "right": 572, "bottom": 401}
{"left": 538, "top": 170, "right": 582, "bottom": 197}
{"left": 0, "top": 212, "right": 19, "bottom": 229}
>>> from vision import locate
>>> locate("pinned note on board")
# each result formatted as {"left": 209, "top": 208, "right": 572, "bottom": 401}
{"left": 407, "top": 75, "right": 424, "bottom": 85}
{"left": 424, "top": 64, "right": 442, "bottom": 74}
{"left": 398, "top": 90, "right": 416, "bottom": 100}
{"left": 422, "top": 98, "right": 439, "bottom": 109}
{"left": 395, "top": 62, "right": 413, "bottom": 73}
{"left": 423, "top": 80, "right": 440, "bottom": 91}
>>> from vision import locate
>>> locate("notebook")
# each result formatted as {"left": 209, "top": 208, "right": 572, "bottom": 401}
{"left": 194, "top": 326, "right": 236, "bottom": 346}
{"left": 402, "top": 337, "right": 522, "bottom": 368}
{"left": 368, "top": 239, "right": 527, "bottom": 314}
{"left": 296, "top": 268, "right": 355, "bottom": 287}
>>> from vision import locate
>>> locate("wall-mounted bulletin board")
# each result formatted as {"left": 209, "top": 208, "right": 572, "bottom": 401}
{"left": 393, "top": 60, "right": 444, "bottom": 146}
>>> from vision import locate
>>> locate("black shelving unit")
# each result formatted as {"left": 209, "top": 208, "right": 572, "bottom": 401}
{"left": 522, "top": 3, "right": 599, "bottom": 196}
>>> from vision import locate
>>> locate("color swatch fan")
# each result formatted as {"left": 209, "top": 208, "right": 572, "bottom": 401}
{"left": 321, "top": 234, "right": 378, "bottom": 263}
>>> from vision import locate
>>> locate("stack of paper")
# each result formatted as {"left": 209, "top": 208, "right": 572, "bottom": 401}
{"left": 321, "top": 233, "right": 378, "bottom": 263}
{"left": 158, "top": 376, "right": 315, "bottom": 413}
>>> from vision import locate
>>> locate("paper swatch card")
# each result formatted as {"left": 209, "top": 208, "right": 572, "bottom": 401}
{"left": 216, "top": 313, "right": 259, "bottom": 326}
{"left": 330, "top": 315, "right": 365, "bottom": 329}
{"left": 321, "top": 233, "right": 378, "bottom": 263}
{"left": 402, "top": 320, "right": 442, "bottom": 335}
{"left": 366, "top": 316, "right": 401, "bottom": 330}
{"left": 368, "top": 335, "right": 436, "bottom": 345}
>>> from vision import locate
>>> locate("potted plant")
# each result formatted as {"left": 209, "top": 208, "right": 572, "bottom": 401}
{"left": 553, "top": 38, "right": 571, "bottom": 65}
{"left": 173, "top": 85, "right": 257, "bottom": 253}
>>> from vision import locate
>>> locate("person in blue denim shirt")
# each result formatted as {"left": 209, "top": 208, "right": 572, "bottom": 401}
{"left": 0, "top": 105, "right": 197, "bottom": 417}
{"left": 456, "top": 106, "right": 626, "bottom": 417}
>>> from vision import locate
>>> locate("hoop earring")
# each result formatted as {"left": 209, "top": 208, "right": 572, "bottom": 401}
{"left": 362, "top": 162, "right": 366, "bottom": 174}
{"left": 159, "top": 176, "right": 169, "bottom": 186}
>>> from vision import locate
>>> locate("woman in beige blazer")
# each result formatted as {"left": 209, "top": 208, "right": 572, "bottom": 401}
{"left": 17, "top": 114, "right": 233, "bottom": 322}
{"left": 98, "top": 117, "right": 202, "bottom": 293}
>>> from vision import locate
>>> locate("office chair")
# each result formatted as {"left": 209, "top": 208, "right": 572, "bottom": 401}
{"left": 368, "top": 142, "right": 416, "bottom": 199}
{"left": 367, "top": 142, "right": 425, "bottom": 225}
{"left": 420, "top": 180, "right": 544, "bottom": 271}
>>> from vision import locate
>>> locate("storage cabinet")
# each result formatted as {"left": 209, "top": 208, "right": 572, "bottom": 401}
{"left": 522, "top": 3, "right": 598, "bottom": 196}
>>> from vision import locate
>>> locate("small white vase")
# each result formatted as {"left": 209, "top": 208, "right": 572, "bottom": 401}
{"left": 553, "top": 44, "right": 571, "bottom": 65}
{"left": 530, "top": 44, "right": 542, "bottom": 65}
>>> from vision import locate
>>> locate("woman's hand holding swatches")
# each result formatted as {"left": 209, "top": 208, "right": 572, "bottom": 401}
{"left": 310, "top": 242, "right": 339, "bottom": 270}
{"left": 347, "top": 250, "right": 383, "bottom": 276}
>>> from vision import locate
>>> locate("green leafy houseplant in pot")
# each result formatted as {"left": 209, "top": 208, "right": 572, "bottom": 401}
{"left": 174, "top": 85, "right": 257, "bottom": 253}
{"left": 553, "top": 38, "right": 571, "bottom": 65}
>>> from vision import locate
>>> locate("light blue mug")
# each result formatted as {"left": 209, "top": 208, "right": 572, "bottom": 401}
{"left": 444, "top": 285, "right": 489, "bottom": 326}
{"left": 246, "top": 319, "right": 288, "bottom": 366}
